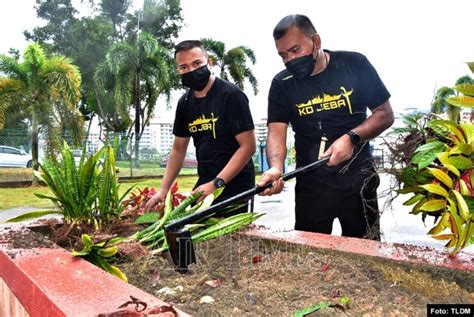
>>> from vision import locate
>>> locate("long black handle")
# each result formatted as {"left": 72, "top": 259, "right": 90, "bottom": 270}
{"left": 165, "top": 156, "right": 330, "bottom": 231}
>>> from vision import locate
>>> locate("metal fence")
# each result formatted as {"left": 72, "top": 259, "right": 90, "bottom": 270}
{"left": 0, "top": 129, "right": 387, "bottom": 185}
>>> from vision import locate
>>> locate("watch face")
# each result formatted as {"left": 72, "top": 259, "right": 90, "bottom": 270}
{"left": 352, "top": 132, "right": 361, "bottom": 144}
{"left": 348, "top": 131, "right": 360, "bottom": 144}
{"left": 214, "top": 177, "right": 225, "bottom": 188}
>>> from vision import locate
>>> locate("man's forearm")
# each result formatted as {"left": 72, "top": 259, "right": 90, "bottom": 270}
{"left": 218, "top": 144, "right": 255, "bottom": 183}
{"left": 266, "top": 123, "right": 287, "bottom": 172}
{"left": 353, "top": 101, "right": 394, "bottom": 141}
{"left": 217, "top": 130, "right": 256, "bottom": 183}
{"left": 267, "top": 141, "right": 286, "bottom": 171}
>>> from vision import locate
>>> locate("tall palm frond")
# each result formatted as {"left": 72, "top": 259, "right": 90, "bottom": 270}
{"left": 455, "top": 75, "right": 474, "bottom": 85}
{"left": 431, "top": 86, "right": 458, "bottom": 121}
{"left": 201, "top": 38, "right": 258, "bottom": 95}
{"left": 0, "top": 78, "right": 25, "bottom": 129}
{"left": 42, "top": 56, "right": 81, "bottom": 105}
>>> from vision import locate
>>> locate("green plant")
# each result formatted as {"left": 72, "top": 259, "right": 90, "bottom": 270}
{"left": 399, "top": 119, "right": 474, "bottom": 253}
{"left": 130, "top": 185, "right": 262, "bottom": 252}
{"left": 5, "top": 140, "right": 133, "bottom": 227}
{"left": 71, "top": 234, "right": 127, "bottom": 282}
{"left": 294, "top": 296, "right": 350, "bottom": 316}
{"left": 385, "top": 63, "right": 474, "bottom": 254}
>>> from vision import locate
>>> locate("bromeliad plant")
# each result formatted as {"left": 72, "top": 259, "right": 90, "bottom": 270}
{"left": 129, "top": 184, "right": 263, "bottom": 253}
{"left": 6, "top": 140, "right": 133, "bottom": 228}
{"left": 399, "top": 119, "right": 474, "bottom": 253}
{"left": 72, "top": 234, "right": 127, "bottom": 282}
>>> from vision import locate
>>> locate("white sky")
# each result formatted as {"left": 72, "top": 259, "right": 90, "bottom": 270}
{"left": 1, "top": 0, "right": 474, "bottom": 122}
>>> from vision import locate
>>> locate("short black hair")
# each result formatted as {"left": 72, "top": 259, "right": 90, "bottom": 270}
{"left": 174, "top": 40, "right": 207, "bottom": 58}
{"left": 273, "top": 14, "right": 317, "bottom": 40}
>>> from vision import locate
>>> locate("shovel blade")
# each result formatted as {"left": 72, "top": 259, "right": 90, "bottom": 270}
{"left": 165, "top": 227, "right": 196, "bottom": 273}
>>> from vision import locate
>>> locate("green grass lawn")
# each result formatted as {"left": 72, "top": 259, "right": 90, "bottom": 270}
{"left": 0, "top": 164, "right": 197, "bottom": 182}
{"left": 115, "top": 161, "right": 197, "bottom": 178}
{"left": 0, "top": 175, "right": 198, "bottom": 211}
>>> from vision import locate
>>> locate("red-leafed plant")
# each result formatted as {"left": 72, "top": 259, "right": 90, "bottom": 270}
{"left": 121, "top": 182, "right": 187, "bottom": 219}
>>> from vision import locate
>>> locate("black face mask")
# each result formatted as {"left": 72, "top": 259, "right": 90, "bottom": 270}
{"left": 181, "top": 65, "right": 211, "bottom": 91}
{"left": 284, "top": 45, "right": 318, "bottom": 79}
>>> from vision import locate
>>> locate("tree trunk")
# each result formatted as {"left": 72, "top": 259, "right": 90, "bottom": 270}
{"left": 134, "top": 71, "right": 140, "bottom": 168}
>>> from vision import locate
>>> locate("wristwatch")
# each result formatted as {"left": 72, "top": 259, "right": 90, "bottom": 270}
{"left": 346, "top": 130, "right": 361, "bottom": 145}
{"left": 213, "top": 177, "right": 226, "bottom": 188}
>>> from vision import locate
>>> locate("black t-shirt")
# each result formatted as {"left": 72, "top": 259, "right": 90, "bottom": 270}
{"left": 268, "top": 50, "right": 390, "bottom": 174}
{"left": 173, "top": 78, "right": 255, "bottom": 198}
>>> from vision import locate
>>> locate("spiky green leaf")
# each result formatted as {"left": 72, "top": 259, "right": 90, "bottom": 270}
{"left": 4, "top": 210, "right": 62, "bottom": 223}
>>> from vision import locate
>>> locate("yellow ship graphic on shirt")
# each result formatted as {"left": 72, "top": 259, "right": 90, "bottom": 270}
{"left": 188, "top": 113, "right": 219, "bottom": 139}
{"left": 295, "top": 87, "right": 353, "bottom": 116}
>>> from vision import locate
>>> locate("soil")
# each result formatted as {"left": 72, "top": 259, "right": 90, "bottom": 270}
{"left": 117, "top": 233, "right": 473, "bottom": 316}
{"left": 2, "top": 221, "right": 473, "bottom": 316}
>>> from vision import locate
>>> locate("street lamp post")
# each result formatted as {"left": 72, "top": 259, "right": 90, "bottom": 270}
{"left": 257, "top": 136, "right": 267, "bottom": 173}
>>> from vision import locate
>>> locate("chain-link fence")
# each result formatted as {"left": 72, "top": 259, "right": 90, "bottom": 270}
{"left": 0, "top": 128, "right": 387, "bottom": 185}
{"left": 0, "top": 129, "right": 199, "bottom": 185}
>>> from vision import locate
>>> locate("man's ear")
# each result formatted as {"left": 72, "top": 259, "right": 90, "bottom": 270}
{"left": 312, "top": 33, "right": 322, "bottom": 49}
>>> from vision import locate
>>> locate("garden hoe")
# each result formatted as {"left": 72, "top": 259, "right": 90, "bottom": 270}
{"left": 164, "top": 156, "right": 330, "bottom": 273}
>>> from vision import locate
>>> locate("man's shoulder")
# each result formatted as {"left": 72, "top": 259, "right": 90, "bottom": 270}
{"left": 217, "top": 78, "right": 245, "bottom": 94}
{"left": 177, "top": 90, "right": 190, "bottom": 108}
{"left": 331, "top": 50, "right": 367, "bottom": 64}
{"left": 272, "top": 68, "right": 294, "bottom": 83}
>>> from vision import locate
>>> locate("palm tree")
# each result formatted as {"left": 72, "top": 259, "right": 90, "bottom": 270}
{"left": 431, "top": 86, "right": 458, "bottom": 121}
{"left": 201, "top": 38, "right": 258, "bottom": 95}
{"left": 94, "top": 32, "right": 175, "bottom": 164}
{"left": 0, "top": 43, "right": 82, "bottom": 171}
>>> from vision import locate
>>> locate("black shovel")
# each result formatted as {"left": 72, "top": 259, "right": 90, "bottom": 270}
{"left": 164, "top": 156, "right": 330, "bottom": 273}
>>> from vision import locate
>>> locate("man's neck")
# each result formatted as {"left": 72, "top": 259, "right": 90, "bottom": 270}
{"left": 312, "top": 50, "right": 329, "bottom": 75}
{"left": 194, "top": 75, "right": 216, "bottom": 98}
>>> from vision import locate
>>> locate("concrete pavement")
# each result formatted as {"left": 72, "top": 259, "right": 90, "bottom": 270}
{"left": 253, "top": 174, "right": 474, "bottom": 253}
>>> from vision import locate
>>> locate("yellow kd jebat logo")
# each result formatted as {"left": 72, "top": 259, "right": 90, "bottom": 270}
{"left": 296, "top": 87, "right": 353, "bottom": 116}
{"left": 188, "top": 113, "right": 219, "bottom": 139}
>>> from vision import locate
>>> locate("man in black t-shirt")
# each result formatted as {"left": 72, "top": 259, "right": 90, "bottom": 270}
{"left": 145, "top": 40, "right": 256, "bottom": 215}
{"left": 257, "top": 15, "right": 394, "bottom": 240}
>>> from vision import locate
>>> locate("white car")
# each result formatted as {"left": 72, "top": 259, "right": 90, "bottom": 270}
{"left": 0, "top": 145, "right": 33, "bottom": 168}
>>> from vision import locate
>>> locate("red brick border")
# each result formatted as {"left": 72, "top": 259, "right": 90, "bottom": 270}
{"left": 0, "top": 228, "right": 190, "bottom": 317}
{"left": 244, "top": 228, "right": 474, "bottom": 272}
